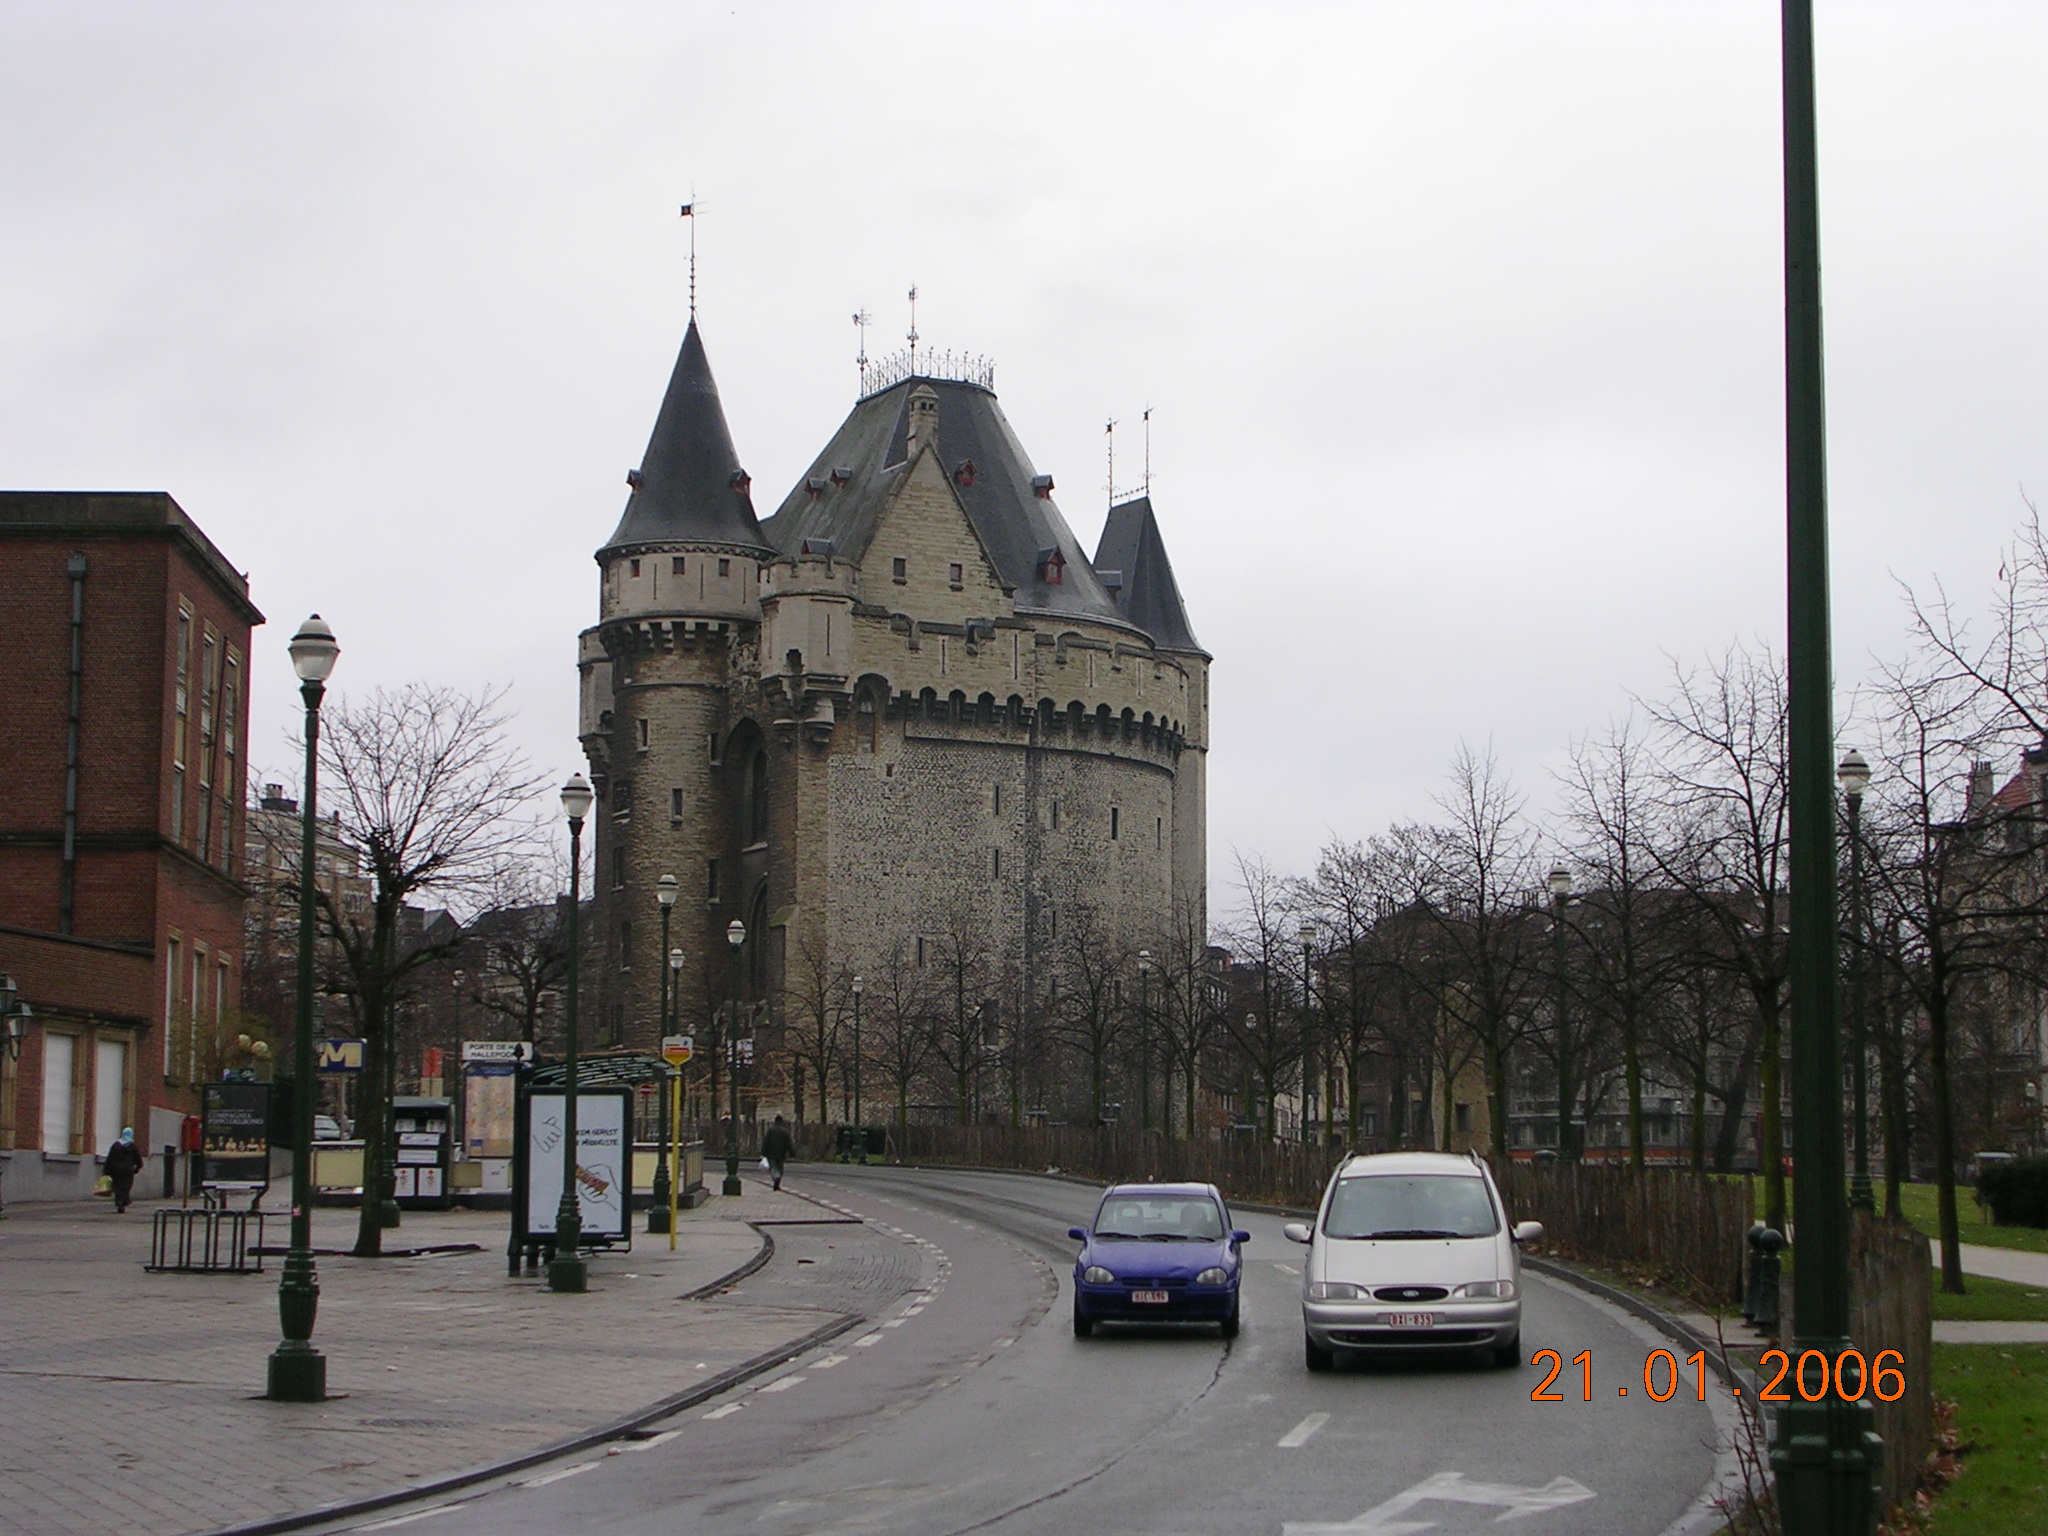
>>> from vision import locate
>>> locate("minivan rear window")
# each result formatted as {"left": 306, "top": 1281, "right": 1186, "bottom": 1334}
{"left": 1323, "top": 1175, "right": 1498, "bottom": 1239}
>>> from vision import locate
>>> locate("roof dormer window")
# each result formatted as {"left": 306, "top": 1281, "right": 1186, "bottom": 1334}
{"left": 1038, "top": 547, "right": 1066, "bottom": 586}
{"left": 954, "top": 459, "right": 977, "bottom": 488}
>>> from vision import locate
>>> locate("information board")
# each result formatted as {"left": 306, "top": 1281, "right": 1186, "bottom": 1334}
{"left": 520, "top": 1088, "right": 631, "bottom": 1244}
{"left": 200, "top": 1081, "right": 271, "bottom": 1189}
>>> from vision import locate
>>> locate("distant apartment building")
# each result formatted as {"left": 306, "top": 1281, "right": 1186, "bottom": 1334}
{"left": 0, "top": 492, "right": 262, "bottom": 1201}
{"left": 241, "top": 783, "right": 371, "bottom": 1037}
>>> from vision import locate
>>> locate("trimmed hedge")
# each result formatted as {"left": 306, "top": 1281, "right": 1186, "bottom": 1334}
{"left": 1978, "top": 1156, "right": 2048, "bottom": 1228}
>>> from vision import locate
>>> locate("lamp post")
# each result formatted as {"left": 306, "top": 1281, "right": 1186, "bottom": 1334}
{"left": 723, "top": 919, "right": 745, "bottom": 1196}
{"left": 1136, "top": 949, "right": 1153, "bottom": 1137}
{"left": 550, "top": 772, "right": 593, "bottom": 1294}
{"left": 269, "top": 614, "right": 338, "bottom": 1401}
{"left": 1297, "top": 922, "right": 1319, "bottom": 1146}
{"left": 851, "top": 975, "right": 864, "bottom": 1149}
{"left": 1839, "top": 749, "right": 1874, "bottom": 1213}
{"left": 649, "top": 874, "right": 678, "bottom": 1234}
{"left": 1549, "top": 866, "right": 1574, "bottom": 1162}
{"left": 1775, "top": 2, "right": 1881, "bottom": 1526}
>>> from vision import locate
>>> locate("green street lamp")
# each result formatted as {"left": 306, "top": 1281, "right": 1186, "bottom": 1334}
{"left": 1549, "top": 866, "right": 1575, "bottom": 1162}
{"left": 1137, "top": 949, "right": 1154, "bottom": 1136}
{"left": 1774, "top": 3, "right": 1881, "bottom": 1527}
{"left": 1839, "top": 749, "right": 1875, "bottom": 1214}
{"left": 1296, "top": 923, "right": 1317, "bottom": 1146}
{"left": 649, "top": 874, "right": 678, "bottom": 1234}
{"left": 723, "top": 918, "right": 745, "bottom": 1197}
{"left": 269, "top": 613, "right": 338, "bottom": 1401}
{"left": 550, "top": 772, "right": 594, "bottom": 1294}
{"left": 850, "top": 974, "right": 864, "bottom": 1153}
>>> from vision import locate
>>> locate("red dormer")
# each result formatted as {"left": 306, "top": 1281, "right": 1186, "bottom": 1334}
{"left": 1038, "top": 546, "right": 1066, "bottom": 586}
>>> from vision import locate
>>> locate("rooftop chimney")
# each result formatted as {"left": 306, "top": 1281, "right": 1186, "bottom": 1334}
{"left": 907, "top": 384, "right": 939, "bottom": 460}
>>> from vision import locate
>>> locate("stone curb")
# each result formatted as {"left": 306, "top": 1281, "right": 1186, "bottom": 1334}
{"left": 679, "top": 1225, "right": 777, "bottom": 1299}
{"left": 196, "top": 1281, "right": 861, "bottom": 1536}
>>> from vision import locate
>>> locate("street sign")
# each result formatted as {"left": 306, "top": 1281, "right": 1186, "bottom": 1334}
{"left": 461, "top": 1039, "right": 534, "bottom": 1064}
{"left": 732, "top": 1037, "right": 755, "bottom": 1065}
{"left": 315, "top": 1038, "right": 366, "bottom": 1073}
{"left": 661, "top": 1034, "right": 693, "bottom": 1066}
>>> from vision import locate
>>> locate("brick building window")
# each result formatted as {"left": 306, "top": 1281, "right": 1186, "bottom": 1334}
{"left": 1050, "top": 798, "right": 1061, "bottom": 831}
{"left": 992, "top": 848, "right": 1002, "bottom": 878}
{"left": 221, "top": 652, "right": 240, "bottom": 869}
{"left": 915, "top": 936, "right": 926, "bottom": 968}
{"left": 1109, "top": 806, "right": 1120, "bottom": 841}
{"left": 1156, "top": 816, "right": 1163, "bottom": 849}
{"left": 629, "top": 558, "right": 642, "bottom": 577}
{"left": 197, "top": 631, "right": 218, "bottom": 859}
{"left": 892, "top": 557, "right": 907, "bottom": 583}
{"left": 670, "top": 787, "right": 683, "bottom": 820}
{"left": 172, "top": 608, "right": 191, "bottom": 841}
{"left": 706, "top": 858, "right": 719, "bottom": 900}
{"left": 672, "top": 556, "right": 686, "bottom": 575}
{"left": 163, "top": 938, "right": 180, "bottom": 1077}
{"left": 992, "top": 784, "right": 1001, "bottom": 815}
{"left": 619, "top": 921, "right": 632, "bottom": 970}
{"left": 717, "top": 557, "right": 731, "bottom": 577}
{"left": 636, "top": 718, "right": 650, "bottom": 750}
{"left": 612, "top": 846, "right": 625, "bottom": 888}
{"left": 949, "top": 563, "right": 963, "bottom": 589}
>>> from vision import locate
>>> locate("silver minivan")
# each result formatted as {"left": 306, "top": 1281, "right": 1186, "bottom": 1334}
{"left": 1284, "top": 1150, "right": 1542, "bottom": 1371}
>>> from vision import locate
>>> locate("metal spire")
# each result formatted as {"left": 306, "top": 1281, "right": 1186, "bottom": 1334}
{"left": 906, "top": 284, "right": 919, "bottom": 371}
{"left": 680, "top": 199, "right": 698, "bottom": 321}
{"left": 1143, "top": 407, "right": 1152, "bottom": 496}
{"left": 1105, "top": 417, "right": 1118, "bottom": 510}
{"left": 853, "top": 308, "right": 872, "bottom": 393}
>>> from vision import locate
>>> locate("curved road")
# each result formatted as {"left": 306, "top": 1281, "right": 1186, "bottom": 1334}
{"left": 324, "top": 1165, "right": 1727, "bottom": 1536}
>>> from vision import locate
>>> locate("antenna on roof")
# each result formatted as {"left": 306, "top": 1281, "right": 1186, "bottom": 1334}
{"left": 853, "top": 308, "right": 872, "bottom": 394}
{"left": 1105, "top": 417, "right": 1117, "bottom": 511}
{"left": 679, "top": 198, "right": 698, "bottom": 321}
{"left": 1143, "top": 406, "right": 1152, "bottom": 496}
{"left": 906, "top": 285, "right": 920, "bottom": 371}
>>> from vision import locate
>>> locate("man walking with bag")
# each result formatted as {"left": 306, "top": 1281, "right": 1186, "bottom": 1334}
{"left": 760, "top": 1115, "right": 793, "bottom": 1192}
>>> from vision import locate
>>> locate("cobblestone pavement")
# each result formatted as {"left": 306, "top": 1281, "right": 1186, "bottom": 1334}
{"left": 0, "top": 1177, "right": 868, "bottom": 1536}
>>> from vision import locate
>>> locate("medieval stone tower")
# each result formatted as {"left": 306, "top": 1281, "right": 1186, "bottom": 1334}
{"left": 578, "top": 320, "right": 1208, "bottom": 1110}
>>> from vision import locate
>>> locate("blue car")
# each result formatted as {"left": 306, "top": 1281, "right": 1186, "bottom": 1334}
{"left": 1069, "top": 1182, "right": 1250, "bottom": 1338}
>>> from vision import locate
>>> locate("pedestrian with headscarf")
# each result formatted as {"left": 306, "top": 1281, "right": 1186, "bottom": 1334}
{"left": 104, "top": 1127, "right": 144, "bottom": 1213}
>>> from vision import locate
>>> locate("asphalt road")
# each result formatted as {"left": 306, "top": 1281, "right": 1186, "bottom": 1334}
{"left": 326, "top": 1165, "right": 1728, "bottom": 1536}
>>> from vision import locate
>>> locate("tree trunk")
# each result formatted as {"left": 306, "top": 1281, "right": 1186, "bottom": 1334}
{"left": 1929, "top": 990, "right": 1965, "bottom": 1294}
{"left": 1759, "top": 1000, "right": 1785, "bottom": 1232}
{"left": 1623, "top": 1003, "right": 1645, "bottom": 1169}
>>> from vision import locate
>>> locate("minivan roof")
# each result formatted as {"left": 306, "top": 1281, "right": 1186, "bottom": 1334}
{"left": 1338, "top": 1151, "right": 1486, "bottom": 1179}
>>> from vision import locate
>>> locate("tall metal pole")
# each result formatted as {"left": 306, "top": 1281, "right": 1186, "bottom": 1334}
{"left": 550, "top": 781, "right": 589, "bottom": 1293}
{"left": 1774, "top": 3, "right": 1880, "bottom": 1526}
{"left": 723, "top": 919, "right": 745, "bottom": 1197}
{"left": 268, "top": 627, "right": 332, "bottom": 1402}
{"left": 1847, "top": 781, "right": 1874, "bottom": 1213}
{"left": 1550, "top": 869, "right": 1574, "bottom": 1162}
{"left": 851, "top": 977, "right": 863, "bottom": 1135}
{"left": 650, "top": 881, "right": 675, "bottom": 1234}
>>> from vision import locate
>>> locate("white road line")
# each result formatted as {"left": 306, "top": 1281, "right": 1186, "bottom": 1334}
{"left": 521, "top": 1461, "right": 601, "bottom": 1487}
{"left": 811, "top": 1353, "right": 848, "bottom": 1369}
{"left": 882, "top": 1317, "right": 908, "bottom": 1328}
{"left": 702, "top": 1402, "right": 745, "bottom": 1419}
{"left": 757, "top": 1374, "right": 807, "bottom": 1393}
{"left": 625, "top": 1430, "right": 682, "bottom": 1450}
{"left": 1274, "top": 1263, "right": 1300, "bottom": 1275}
{"left": 1278, "top": 1412, "right": 1330, "bottom": 1449}
{"left": 359, "top": 1508, "right": 456, "bottom": 1530}
{"left": 901, "top": 1305, "right": 926, "bottom": 1315}
{"left": 853, "top": 1332, "right": 884, "bottom": 1347}
{"left": 994, "top": 1337, "right": 1015, "bottom": 1348}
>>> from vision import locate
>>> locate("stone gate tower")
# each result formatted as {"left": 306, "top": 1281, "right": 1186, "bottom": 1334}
{"left": 579, "top": 321, "right": 1208, "bottom": 1104}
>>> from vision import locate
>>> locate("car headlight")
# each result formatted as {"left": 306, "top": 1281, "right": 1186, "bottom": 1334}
{"left": 1456, "top": 1279, "right": 1517, "bottom": 1300}
{"left": 1195, "top": 1267, "right": 1230, "bottom": 1287}
{"left": 1307, "top": 1281, "right": 1362, "bottom": 1300}
{"left": 1082, "top": 1266, "right": 1116, "bottom": 1285}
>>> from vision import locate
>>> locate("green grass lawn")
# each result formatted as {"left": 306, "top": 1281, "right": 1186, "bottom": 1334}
{"left": 1933, "top": 1273, "right": 2048, "bottom": 1322}
{"left": 1899, "top": 1182, "right": 2048, "bottom": 1257}
{"left": 1926, "top": 1344, "right": 2048, "bottom": 1536}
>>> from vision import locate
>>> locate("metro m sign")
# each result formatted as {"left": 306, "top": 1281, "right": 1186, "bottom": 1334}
{"left": 316, "top": 1038, "right": 367, "bottom": 1073}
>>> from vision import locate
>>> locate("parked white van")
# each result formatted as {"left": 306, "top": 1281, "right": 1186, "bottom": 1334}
{"left": 1284, "top": 1150, "right": 1542, "bottom": 1372}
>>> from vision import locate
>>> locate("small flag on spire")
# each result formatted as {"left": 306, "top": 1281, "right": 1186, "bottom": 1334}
{"left": 679, "top": 203, "right": 694, "bottom": 217}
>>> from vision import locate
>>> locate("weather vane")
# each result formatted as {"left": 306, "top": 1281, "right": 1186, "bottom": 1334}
{"left": 679, "top": 197, "right": 699, "bottom": 321}
{"left": 1143, "top": 406, "right": 1152, "bottom": 496}
{"left": 1105, "top": 417, "right": 1118, "bottom": 509}
{"left": 853, "top": 308, "right": 872, "bottom": 392}
{"left": 907, "top": 285, "right": 919, "bottom": 371}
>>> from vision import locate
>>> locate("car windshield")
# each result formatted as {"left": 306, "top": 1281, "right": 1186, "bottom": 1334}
{"left": 1322, "top": 1174, "right": 1498, "bottom": 1240}
{"left": 1093, "top": 1194, "right": 1225, "bottom": 1241}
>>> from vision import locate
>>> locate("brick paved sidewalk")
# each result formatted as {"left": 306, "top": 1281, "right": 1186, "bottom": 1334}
{"left": 0, "top": 1176, "right": 847, "bottom": 1536}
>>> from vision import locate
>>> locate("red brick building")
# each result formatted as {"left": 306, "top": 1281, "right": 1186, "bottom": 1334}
{"left": 0, "top": 492, "right": 263, "bottom": 1202}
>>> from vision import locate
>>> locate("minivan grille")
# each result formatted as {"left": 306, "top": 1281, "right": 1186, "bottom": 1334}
{"left": 1373, "top": 1285, "right": 1450, "bottom": 1302}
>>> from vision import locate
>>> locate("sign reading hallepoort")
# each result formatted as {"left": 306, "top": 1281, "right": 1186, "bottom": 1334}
{"left": 523, "top": 1090, "right": 629, "bottom": 1242}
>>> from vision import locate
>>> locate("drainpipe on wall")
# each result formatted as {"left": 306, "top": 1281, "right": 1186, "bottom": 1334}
{"left": 58, "top": 552, "right": 87, "bottom": 935}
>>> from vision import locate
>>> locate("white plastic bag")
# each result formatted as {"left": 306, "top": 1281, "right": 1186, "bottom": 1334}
{"left": 759, "top": 1157, "right": 772, "bottom": 1171}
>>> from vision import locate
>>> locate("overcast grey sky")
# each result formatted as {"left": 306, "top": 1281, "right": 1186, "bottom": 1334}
{"left": 5, "top": 2, "right": 2045, "bottom": 906}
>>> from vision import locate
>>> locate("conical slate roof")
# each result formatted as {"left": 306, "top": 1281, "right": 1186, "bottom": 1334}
{"left": 600, "top": 321, "right": 773, "bottom": 556}
{"left": 1093, "top": 495, "right": 1206, "bottom": 656}
{"left": 761, "top": 376, "right": 1132, "bottom": 629}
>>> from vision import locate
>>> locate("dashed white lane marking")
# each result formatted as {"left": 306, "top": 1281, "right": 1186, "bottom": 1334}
{"left": 853, "top": 1332, "right": 884, "bottom": 1347}
{"left": 625, "top": 1430, "right": 682, "bottom": 1450}
{"left": 1278, "top": 1412, "right": 1330, "bottom": 1449}
{"left": 882, "top": 1318, "right": 908, "bottom": 1328}
{"left": 757, "top": 1374, "right": 807, "bottom": 1393}
{"left": 702, "top": 1402, "right": 745, "bottom": 1420}
{"left": 1274, "top": 1263, "right": 1300, "bottom": 1275}
{"left": 994, "top": 1337, "right": 1015, "bottom": 1348}
{"left": 359, "top": 1507, "right": 456, "bottom": 1530}
{"left": 812, "top": 1353, "right": 848, "bottom": 1369}
{"left": 901, "top": 1304, "right": 926, "bottom": 1315}
{"left": 522, "top": 1461, "right": 601, "bottom": 1487}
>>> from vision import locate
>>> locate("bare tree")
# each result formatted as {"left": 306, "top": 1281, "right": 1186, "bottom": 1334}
{"left": 1051, "top": 903, "right": 1132, "bottom": 1127}
{"left": 865, "top": 941, "right": 935, "bottom": 1130}
{"left": 467, "top": 849, "right": 576, "bottom": 1048}
{"left": 313, "top": 683, "right": 543, "bottom": 1257}
{"left": 1219, "top": 853, "right": 1306, "bottom": 1139}
{"left": 927, "top": 907, "right": 994, "bottom": 1124}
{"left": 1641, "top": 645, "right": 1793, "bottom": 1229}
{"left": 1149, "top": 896, "right": 1223, "bottom": 1139}
{"left": 781, "top": 931, "right": 851, "bottom": 1126}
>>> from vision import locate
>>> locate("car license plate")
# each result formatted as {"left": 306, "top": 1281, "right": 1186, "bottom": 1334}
{"left": 1383, "top": 1311, "right": 1436, "bottom": 1329}
{"left": 1130, "top": 1290, "right": 1171, "bottom": 1304}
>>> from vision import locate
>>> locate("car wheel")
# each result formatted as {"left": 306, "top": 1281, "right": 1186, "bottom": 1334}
{"left": 1305, "top": 1332, "right": 1333, "bottom": 1372}
{"left": 1073, "top": 1301, "right": 1095, "bottom": 1339}
{"left": 1491, "top": 1331, "right": 1522, "bottom": 1369}
{"left": 1220, "top": 1302, "right": 1240, "bottom": 1340}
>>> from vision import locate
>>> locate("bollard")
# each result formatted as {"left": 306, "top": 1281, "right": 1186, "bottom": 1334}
{"left": 1750, "top": 1226, "right": 1785, "bottom": 1333}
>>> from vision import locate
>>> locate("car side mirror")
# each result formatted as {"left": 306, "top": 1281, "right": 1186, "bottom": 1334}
{"left": 1232, "top": 1230, "right": 1252, "bottom": 1246}
{"left": 1068, "top": 1227, "right": 1088, "bottom": 1242}
{"left": 1282, "top": 1221, "right": 1312, "bottom": 1245}
{"left": 1512, "top": 1221, "right": 1544, "bottom": 1245}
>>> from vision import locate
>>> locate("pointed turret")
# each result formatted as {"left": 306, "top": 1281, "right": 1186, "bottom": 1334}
{"left": 601, "top": 321, "right": 772, "bottom": 556}
{"left": 1094, "top": 495, "right": 1206, "bottom": 656}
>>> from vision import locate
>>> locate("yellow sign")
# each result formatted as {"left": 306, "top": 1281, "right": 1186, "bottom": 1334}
{"left": 661, "top": 1034, "right": 693, "bottom": 1066}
